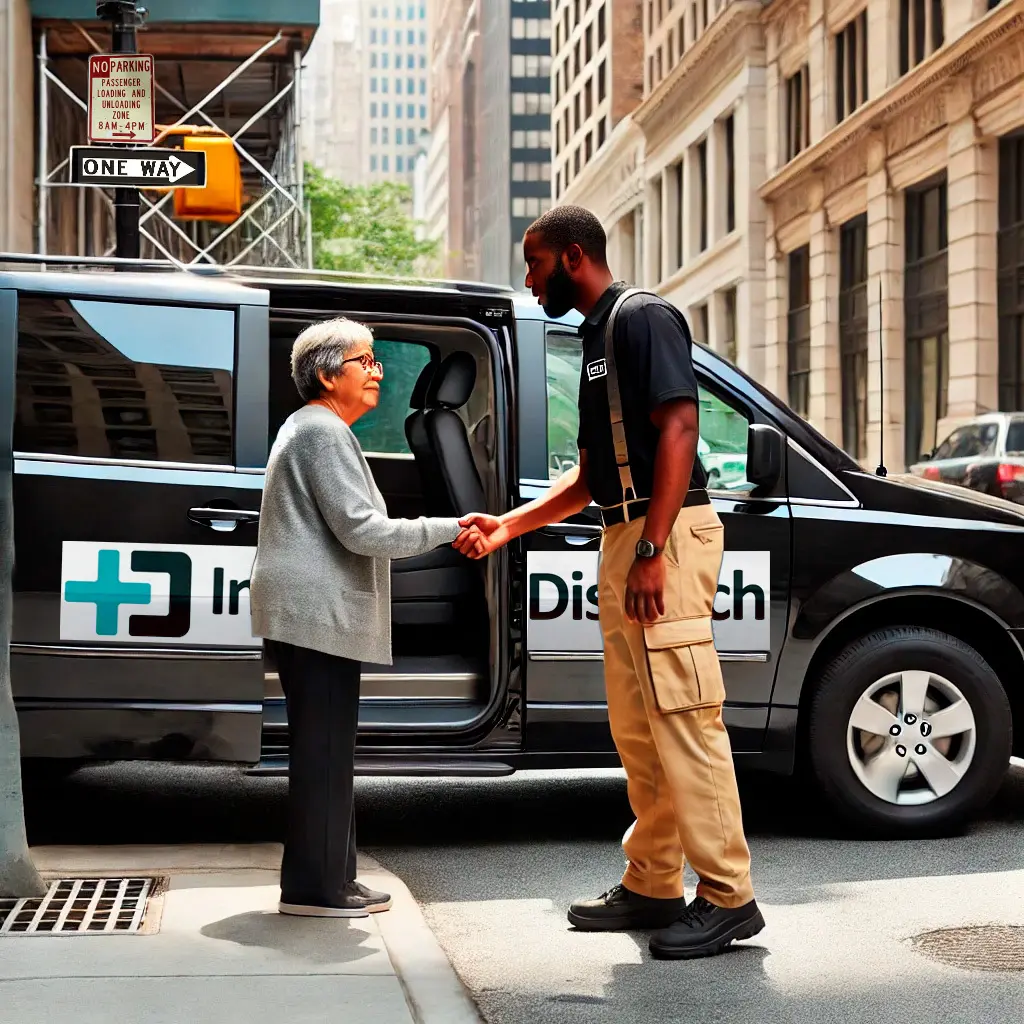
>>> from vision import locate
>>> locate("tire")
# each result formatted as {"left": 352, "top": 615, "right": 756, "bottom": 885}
{"left": 807, "top": 627, "right": 1012, "bottom": 837}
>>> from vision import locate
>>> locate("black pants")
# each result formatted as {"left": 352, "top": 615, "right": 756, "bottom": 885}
{"left": 268, "top": 639, "right": 361, "bottom": 904}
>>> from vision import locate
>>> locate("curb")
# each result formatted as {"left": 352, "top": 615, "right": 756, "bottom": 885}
{"left": 361, "top": 854, "right": 483, "bottom": 1024}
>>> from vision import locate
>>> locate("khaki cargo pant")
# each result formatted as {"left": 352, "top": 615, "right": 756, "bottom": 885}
{"left": 598, "top": 503, "right": 755, "bottom": 909}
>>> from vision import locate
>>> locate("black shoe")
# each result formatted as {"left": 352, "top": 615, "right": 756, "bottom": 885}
{"left": 568, "top": 883, "right": 687, "bottom": 932}
{"left": 649, "top": 896, "right": 764, "bottom": 959}
{"left": 279, "top": 880, "right": 392, "bottom": 918}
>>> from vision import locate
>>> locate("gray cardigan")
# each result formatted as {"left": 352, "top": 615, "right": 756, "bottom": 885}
{"left": 250, "top": 405, "right": 462, "bottom": 665}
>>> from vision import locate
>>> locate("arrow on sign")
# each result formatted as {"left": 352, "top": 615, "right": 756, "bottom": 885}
{"left": 69, "top": 146, "right": 208, "bottom": 189}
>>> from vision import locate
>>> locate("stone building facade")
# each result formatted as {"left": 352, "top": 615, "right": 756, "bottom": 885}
{"left": 559, "top": 0, "right": 770, "bottom": 377}
{"left": 761, "top": 0, "right": 1024, "bottom": 471}
{"left": 556, "top": 0, "right": 1024, "bottom": 473}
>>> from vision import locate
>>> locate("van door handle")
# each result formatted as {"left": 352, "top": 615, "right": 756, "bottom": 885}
{"left": 539, "top": 523, "right": 602, "bottom": 540}
{"left": 188, "top": 507, "right": 260, "bottom": 532}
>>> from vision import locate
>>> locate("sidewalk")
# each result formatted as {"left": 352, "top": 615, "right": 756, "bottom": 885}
{"left": 0, "top": 844, "right": 482, "bottom": 1024}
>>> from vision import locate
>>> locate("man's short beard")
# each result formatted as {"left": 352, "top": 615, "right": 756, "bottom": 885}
{"left": 542, "top": 254, "right": 579, "bottom": 319}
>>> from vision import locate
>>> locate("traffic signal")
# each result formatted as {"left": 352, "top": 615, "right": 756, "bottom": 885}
{"left": 172, "top": 132, "right": 243, "bottom": 223}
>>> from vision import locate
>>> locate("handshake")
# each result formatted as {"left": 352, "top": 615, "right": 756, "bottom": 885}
{"left": 452, "top": 513, "right": 510, "bottom": 560}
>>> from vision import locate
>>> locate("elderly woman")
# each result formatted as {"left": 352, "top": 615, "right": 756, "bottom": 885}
{"left": 250, "top": 317, "right": 488, "bottom": 918}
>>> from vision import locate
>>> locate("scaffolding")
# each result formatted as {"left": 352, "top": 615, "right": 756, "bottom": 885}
{"left": 35, "top": 18, "right": 311, "bottom": 269}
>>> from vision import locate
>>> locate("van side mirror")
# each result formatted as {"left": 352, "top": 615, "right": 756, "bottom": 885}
{"left": 747, "top": 424, "right": 783, "bottom": 490}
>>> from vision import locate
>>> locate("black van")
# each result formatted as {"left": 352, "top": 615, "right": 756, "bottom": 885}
{"left": 3, "top": 260, "right": 1022, "bottom": 837}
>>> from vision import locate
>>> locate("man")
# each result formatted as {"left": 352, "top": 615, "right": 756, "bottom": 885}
{"left": 456, "top": 204, "right": 764, "bottom": 960}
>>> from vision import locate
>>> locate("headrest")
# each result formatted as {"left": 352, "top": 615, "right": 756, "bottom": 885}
{"left": 426, "top": 351, "right": 476, "bottom": 409}
{"left": 409, "top": 360, "right": 437, "bottom": 410}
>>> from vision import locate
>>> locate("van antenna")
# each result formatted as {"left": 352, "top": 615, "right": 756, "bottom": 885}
{"left": 875, "top": 276, "right": 887, "bottom": 477}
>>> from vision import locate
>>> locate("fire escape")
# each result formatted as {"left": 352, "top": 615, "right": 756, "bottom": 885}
{"left": 33, "top": 2, "right": 319, "bottom": 268}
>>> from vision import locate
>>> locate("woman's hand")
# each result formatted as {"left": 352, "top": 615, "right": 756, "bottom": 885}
{"left": 454, "top": 514, "right": 510, "bottom": 559}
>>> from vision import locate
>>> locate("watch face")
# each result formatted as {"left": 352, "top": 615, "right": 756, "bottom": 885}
{"left": 637, "top": 540, "right": 655, "bottom": 557}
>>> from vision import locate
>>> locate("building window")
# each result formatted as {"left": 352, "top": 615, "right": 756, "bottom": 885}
{"left": 724, "top": 114, "right": 735, "bottom": 233}
{"left": 598, "top": 5, "right": 606, "bottom": 45}
{"left": 899, "top": 0, "right": 944, "bottom": 75}
{"left": 835, "top": 11, "right": 868, "bottom": 123}
{"left": 693, "top": 303, "right": 709, "bottom": 344}
{"left": 904, "top": 176, "right": 950, "bottom": 466}
{"left": 597, "top": 117, "right": 607, "bottom": 149}
{"left": 998, "top": 134, "right": 1024, "bottom": 410}
{"left": 787, "top": 246, "right": 811, "bottom": 417}
{"left": 698, "top": 138, "right": 708, "bottom": 252}
{"left": 672, "top": 159, "right": 684, "bottom": 270}
{"left": 598, "top": 60, "right": 607, "bottom": 103}
{"left": 839, "top": 214, "right": 869, "bottom": 461}
{"left": 722, "top": 287, "right": 737, "bottom": 364}
{"left": 785, "top": 64, "right": 810, "bottom": 162}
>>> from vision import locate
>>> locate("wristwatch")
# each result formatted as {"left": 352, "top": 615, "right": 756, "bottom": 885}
{"left": 635, "top": 539, "right": 661, "bottom": 559}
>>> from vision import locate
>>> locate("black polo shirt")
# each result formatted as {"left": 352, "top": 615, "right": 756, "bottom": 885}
{"left": 576, "top": 282, "right": 706, "bottom": 508}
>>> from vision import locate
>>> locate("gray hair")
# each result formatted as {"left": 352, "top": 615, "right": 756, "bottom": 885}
{"left": 291, "top": 317, "right": 374, "bottom": 402}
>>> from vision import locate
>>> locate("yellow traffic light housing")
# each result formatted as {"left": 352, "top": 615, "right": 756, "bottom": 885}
{"left": 173, "top": 132, "right": 242, "bottom": 223}
{"left": 151, "top": 125, "right": 243, "bottom": 223}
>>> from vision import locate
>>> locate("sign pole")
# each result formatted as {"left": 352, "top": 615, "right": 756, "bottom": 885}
{"left": 97, "top": 2, "right": 143, "bottom": 261}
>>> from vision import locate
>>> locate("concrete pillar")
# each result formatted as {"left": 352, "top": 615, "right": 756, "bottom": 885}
{"left": 765, "top": 59, "right": 781, "bottom": 175}
{"left": 808, "top": 207, "right": 842, "bottom": 443}
{"left": 0, "top": 0, "right": 34, "bottom": 252}
{"left": 943, "top": 115, "right": 999, "bottom": 431}
{"left": 644, "top": 178, "right": 662, "bottom": 287}
{"left": 807, "top": 3, "right": 828, "bottom": 143}
{"left": 865, "top": 136, "right": 905, "bottom": 472}
{"left": 868, "top": 0, "right": 899, "bottom": 98}
{"left": 763, "top": 207, "right": 789, "bottom": 397}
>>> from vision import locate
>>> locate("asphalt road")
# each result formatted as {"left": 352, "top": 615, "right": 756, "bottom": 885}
{"left": 22, "top": 760, "right": 1024, "bottom": 1024}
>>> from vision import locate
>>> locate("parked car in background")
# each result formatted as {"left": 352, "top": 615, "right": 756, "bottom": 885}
{"left": 910, "top": 413, "right": 1024, "bottom": 504}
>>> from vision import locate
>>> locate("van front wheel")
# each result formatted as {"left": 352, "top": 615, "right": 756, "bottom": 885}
{"left": 807, "top": 627, "right": 1011, "bottom": 837}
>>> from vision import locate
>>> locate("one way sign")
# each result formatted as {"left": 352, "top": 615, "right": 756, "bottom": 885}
{"left": 70, "top": 146, "right": 207, "bottom": 188}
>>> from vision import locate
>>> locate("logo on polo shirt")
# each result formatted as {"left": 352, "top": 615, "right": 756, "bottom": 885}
{"left": 586, "top": 358, "right": 607, "bottom": 381}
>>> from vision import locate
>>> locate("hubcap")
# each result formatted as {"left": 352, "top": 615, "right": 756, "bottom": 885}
{"left": 846, "top": 670, "right": 977, "bottom": 806}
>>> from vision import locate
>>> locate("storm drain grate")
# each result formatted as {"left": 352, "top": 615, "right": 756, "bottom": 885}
{"left": 0, "top": 878, "right": 162, "bottom": 936}
{"left": 909, "top": 925, "right": 1024, "bottom": 972}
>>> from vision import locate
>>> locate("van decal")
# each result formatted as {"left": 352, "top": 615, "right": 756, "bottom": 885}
{"left": 60, "top": 542, "right": 260, "bottom": 647}
{"left": 526, "top": 551, "right": 770, "bottom": 653}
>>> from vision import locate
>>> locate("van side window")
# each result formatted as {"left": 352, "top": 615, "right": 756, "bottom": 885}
{"left": 543, "top": 325, "right": 753, "bottom": 493}
{"left": 268, "top": 328, "right": 432, "bottom": 456}
{"left": 15, "top": 295, "right": 235, "bottom": 465}
{"left": 350, "top": 340, "right": 431, "bottom": 455}
{"left": 544, "top": 328, "right": 582, "bottom": 478}
{"left": 698, "top": 387, "right": 753, "bottom": 493}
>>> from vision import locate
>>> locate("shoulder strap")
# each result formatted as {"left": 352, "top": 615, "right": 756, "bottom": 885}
{"left": 603, "top": 287, "right": 646, "bottom": 504}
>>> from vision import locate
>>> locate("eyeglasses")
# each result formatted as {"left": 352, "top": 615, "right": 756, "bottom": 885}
{"left": 342, "top": 354, "right": 384, "bottom": 377}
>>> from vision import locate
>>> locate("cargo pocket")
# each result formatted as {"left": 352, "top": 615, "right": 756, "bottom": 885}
{"left": 690, "top": 521, "right": 723, "bottom": 546}
{"left": 642, "top": 616, "right": 727, "bottom": 713}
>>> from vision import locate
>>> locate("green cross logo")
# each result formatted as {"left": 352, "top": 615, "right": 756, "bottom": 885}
{"left": 64, "top": 549, "right": 151, "bottom": 636}
{"left": 64, "top": 549, "right": 193, "bottom": 638}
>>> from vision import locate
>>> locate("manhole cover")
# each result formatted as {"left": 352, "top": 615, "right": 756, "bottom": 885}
{"left": 0, "top": 877, "right": 166, "bottom": 936}
{"left": 909, "top": 925, "right": 1024, "bottom": 972}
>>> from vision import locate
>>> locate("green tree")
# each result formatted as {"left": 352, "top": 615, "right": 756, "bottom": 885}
{"left": 305, "top": 163, "right": 439, "bottom": 276}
